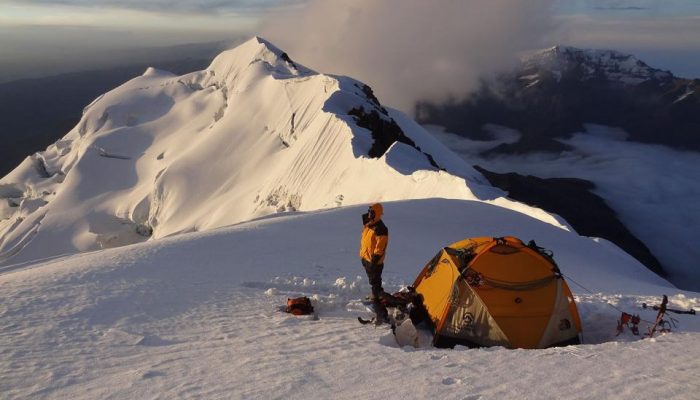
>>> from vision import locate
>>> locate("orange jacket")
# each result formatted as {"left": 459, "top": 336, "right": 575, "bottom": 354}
{"left": 359, "top": 203, "right": 389, "bottom": 264}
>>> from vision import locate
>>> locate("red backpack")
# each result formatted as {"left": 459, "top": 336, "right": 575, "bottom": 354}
{"left": 286, "top": 297, "right": 314, "bottom": 315}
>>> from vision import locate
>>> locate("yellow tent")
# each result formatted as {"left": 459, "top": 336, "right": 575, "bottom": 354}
{"left": 413, "top": 236, "right": 582, "bottom": 349}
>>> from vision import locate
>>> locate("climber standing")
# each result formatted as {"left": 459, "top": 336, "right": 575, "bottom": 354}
{"left": 360, "top": 203, "right": 389, "bottom": 324}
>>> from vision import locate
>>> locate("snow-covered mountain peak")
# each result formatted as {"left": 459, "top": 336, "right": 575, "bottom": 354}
{"left": 142, "top": 67, "right": 175, "bottom": 78}
{"left": 4, "top": 36, "right": 558, "bottom": 267}
{"left": 207, "top": 36, "right": 312, "bottom": 86}
{"left": 522, "top": 45, "right": 673, "bottom": 85}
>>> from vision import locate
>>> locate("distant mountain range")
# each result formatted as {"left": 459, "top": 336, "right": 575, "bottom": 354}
{"left": 416, "top": 45, "right": 700, "bottom": 154}
{"left": 417, "top": 46, "right": 700, "bottom": 290}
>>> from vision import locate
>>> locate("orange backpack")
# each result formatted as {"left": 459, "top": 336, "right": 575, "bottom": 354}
{"left": 286, "top": 297, "right": 314, "bottom": 315}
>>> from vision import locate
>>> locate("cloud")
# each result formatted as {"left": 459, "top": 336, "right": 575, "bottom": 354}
{"left": 555, "top": 0, "right": 700, "bottom": 17}
{"left": 571, "top": 0, "right": 649, "bottom": 11}
{"left": 557, "top": 14, "right": 700, "bottom": 50}
{"left": 5, "top": 0, "right": 304, "bottom": 15}
{"left": 260, "top": 0, "right": 558, "bottom": 114}
{"left": 592, "top": 6, "right": 648, "bottom": 11}
{"left": 429, "top": 124, "right": 700, "bottom": 289}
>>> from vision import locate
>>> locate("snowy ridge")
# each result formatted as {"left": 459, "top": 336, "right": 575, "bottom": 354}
{"left": 1, "top": 36, "right": 567, "bottom": 267}
{"left": 1, "top": 200, "right": 698, "bottom": 399}
{"left": 522, "top": 45, "right": 673, "bottom": 85}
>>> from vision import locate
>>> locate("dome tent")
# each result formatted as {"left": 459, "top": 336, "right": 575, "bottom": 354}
{"left": 413, "top": 236, "right": 582, "bottom": 349}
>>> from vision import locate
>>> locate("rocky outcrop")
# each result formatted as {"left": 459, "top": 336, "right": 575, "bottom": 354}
{"left": 349, "top": 84, "right": 443, "bottom": 170}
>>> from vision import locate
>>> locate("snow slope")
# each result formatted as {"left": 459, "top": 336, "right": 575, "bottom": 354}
{"left": 0, "top": 36, "right": 564, "bottom": 268}
{"left": 1, "top": 200, "right": 698, "bottom": 399}
{"left": 2, "top": 36, "right": 697, "bottom": 398}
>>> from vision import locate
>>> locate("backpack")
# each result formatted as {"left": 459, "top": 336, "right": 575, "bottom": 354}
{"left": 286, "top": 296, "right": 314, "bottom": 315}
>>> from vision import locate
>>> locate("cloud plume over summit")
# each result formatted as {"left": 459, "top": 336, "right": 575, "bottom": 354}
{"left": 261, "top": 0, "right": 558, "bottom": 113}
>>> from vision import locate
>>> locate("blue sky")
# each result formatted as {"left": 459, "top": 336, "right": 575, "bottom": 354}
{"left": 0, "top": 0, "right": 698, "bottom": 80}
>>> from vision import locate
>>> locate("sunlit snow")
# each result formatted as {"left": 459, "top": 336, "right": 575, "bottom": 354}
{"left": 1, "top": 37, "right": 698, "bottom": 399}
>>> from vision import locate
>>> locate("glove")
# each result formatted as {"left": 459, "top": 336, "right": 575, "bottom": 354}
{"left": 371, "top": 254, "right": 381, "bottom": 265}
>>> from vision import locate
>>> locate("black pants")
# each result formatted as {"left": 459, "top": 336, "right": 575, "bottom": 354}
{"left": 362, "top": 259, "right": 387, "bottom": 319}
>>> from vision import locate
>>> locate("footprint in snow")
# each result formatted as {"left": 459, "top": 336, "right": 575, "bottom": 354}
{"left": 141, "top": 370, "right": 166, "bottom": 379}
{"left": 442, "top": 377, "right": 462, "bottom": 385}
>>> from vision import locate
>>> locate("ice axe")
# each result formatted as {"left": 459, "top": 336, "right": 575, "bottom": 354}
{"left": 642, "top": 297, "right": 696, "bottom": 315}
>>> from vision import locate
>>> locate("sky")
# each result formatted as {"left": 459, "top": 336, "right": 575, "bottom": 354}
{"left": 262, "top": 0, "right": 560, "bottom": 112}
{"left": 553, "top": 0, "right": 700, "bottom": 78}
{"left": 0, "top": 0, "right": 698, "bottom": 101}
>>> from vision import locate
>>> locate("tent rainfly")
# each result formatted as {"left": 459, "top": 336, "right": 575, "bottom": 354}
{"left": 413, "top": 236, "right": 582, "bottom": 349}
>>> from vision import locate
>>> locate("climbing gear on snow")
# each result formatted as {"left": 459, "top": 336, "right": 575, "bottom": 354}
{"left": 561, "top": 275, "right": 692, "bottom": 340}
{"left": 286, "top": 296, "right": 314, "bottom": 315}
{"left": 616, "top": 312, "right": 641, "bottom": 336}
{"left": 643, "top": 300, "right": 696, "bottom": 315}
{"left": 646, "top": 295, "right": 677, "bottom": 338}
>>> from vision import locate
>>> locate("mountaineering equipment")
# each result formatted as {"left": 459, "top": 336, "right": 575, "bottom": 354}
{"left": 563, "top": 274, "right": 695, "bottom": 339}
{"left": 645, "top": 295, "right": 676, "bottom": 338}
{"left": 357, "top": 290, "right": 421, "bottom": 347}
{"left": 642, "top": 295, "right": 696, "bottom": 338}
{"left": 286, "top": 296, "right": 314, "bottom": 315}
{"left": 413, "top": 236, "right": 582, "bottom": 349}
{"left": 609, "top": 295, "right": 695, "bottom": 338}
{"left": 357, "top": 290, "right": 418, "bottom": 326}
{"left": 643, "top": 299, "right": 696, "bottom": 315}
{"left": 357, "top": 315, "right": 390, "bottom": 326}
{"left": 616, "top": 312, "right": 641, "bottom": 336}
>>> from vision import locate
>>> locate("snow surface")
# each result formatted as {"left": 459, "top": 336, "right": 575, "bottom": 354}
{"left": 1, "top": 200, "right": 698, "bottom": 399}
{"left": 2, "top": 36, "right": 698, "bottom": 399}
{"left": 429, "top": 124, "right": 700, "bottom": 291}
